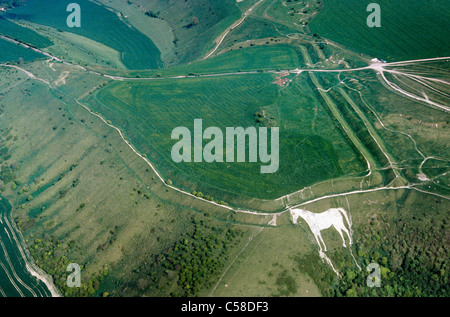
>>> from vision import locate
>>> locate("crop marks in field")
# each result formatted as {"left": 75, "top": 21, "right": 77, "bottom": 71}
{"left": 171, "top": 119, "right": 280, "bottom": 174}
{"left": 89, "top": 71, "right": 365, "bottom": 200}
{"left": 309, "top": 0, "right": 450, "bottom": 62}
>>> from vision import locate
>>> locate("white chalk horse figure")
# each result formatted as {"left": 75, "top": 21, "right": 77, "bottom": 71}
{"left": 290, "top": 207, "right": 353, "bottom": 252}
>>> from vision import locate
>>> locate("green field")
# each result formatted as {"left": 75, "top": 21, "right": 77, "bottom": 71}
{"left": 0, "top": 37, "right": 44, "bottom": 62}
{"left": 8, "top": 0, "right": 162, "bottom": 69}
{"left": 89, "top": 69, "right": 365, "bottom": 200}
{"left": 171, "top": 45, "right": 304, "bottom": 74}
{"left": 146, "top": 45, "right": 302, "bottom": 77}
{"left": 0, "top": 16, "right": 53, "bottom": 48}
{"left": 84, "top": 44, "right": 305, "bottom": 79}
{"left": 0, "top": 64, "right": 261, "bottom": 297}
{"left": 309, "top": 0, "right": 450, "bottom": 61}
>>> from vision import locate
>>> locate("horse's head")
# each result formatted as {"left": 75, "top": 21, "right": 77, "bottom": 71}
{"left": 290, "top": 208, "right": 308, "bottom": 224}
{"left": 288, "top": 208, "right": 297, "bottom": 224}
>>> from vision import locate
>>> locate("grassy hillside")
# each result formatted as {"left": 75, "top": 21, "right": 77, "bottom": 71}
{"left": 309, "top": 0, "right": 450, "bottom": 61}
{"left": 7, "top": 0, "right": 162, "bottom": 69}
{"left": 86, "top": 44, "right": 305, "bottom": 78}
{"left": 94, "top": 0, "right": 176, "bottom": 67}
{"left": 0, "top": 62, "right": 259, "bottom": 297}
{"left": 170, "top": 45, "right": 303, "bottom": 74}
{"left": 0, "top": 37, "right": 44, "bottom": 62}
{"left": 0, "top": 0, "right": 448, "bottom": 299}
{"left": 131, "top": 0, "right": 241, "bottom": 65}
{"left": 89, "top": 70, "right": 365, "bottom": 200}
{"left": 0, "top": 16, "right": 53, "bottom": 48}
{"left": 216, "top": 16, "right": 298, "bottom": 49}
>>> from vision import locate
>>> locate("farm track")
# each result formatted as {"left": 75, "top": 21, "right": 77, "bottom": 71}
{"left": 298, "top": 46, "right": 377, "bottom": 178}
{"left": 202, "top": 0, "right": 267, "bottom": 60}
{"left": 304, "top": 40, "right": 406, "bottom": 184}
{"left": 338, "top": 88, "right": 406, "bottom": 183}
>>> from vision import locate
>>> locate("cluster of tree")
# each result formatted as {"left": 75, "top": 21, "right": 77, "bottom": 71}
{"left": 131, "top": 217, "right": 243, "bottom": 297}
{"left": 274, "top": 269, "right": 298, "bottom": 296}
{"left": 0, "top": 163, "right": 15, "bottom": 183}
{"left": 253, "top": 110, "right": 275, "bottom": 126}
{"left": 338, "top": 212, "right": 449, "bottom": 297}
{"left": 145, "top": 10, "right": 161, "bottom": 19}
{"left": 0, "top": 0, "right": 26, "bottom": 10}
{"left": 27, "top": 234, "right": 109, "bottom": 297}
{"left": 295, "top": 251, "right": 339, "bottom": 296}
{"left": 296, "top": 203, "right": 449, "bottom": 297}
{"left": 183, "top": 17, "right": 199, "bottom": 29}
{"left": 191, "top": 190, "right": 228, "bottom": 206}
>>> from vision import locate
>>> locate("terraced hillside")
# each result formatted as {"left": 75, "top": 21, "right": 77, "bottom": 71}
{"left": 0, "top": 0, "right": 448, "bottom": 299}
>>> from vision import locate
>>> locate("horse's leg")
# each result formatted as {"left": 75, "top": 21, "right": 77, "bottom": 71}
{"left": 333, "top": 224, "right": 347, "bottom": 248}
{"left": 341, "top": 226, "right": 352, "bottom": 245}
{"left": 317, "top": 232, "right": 327, "bottom": 252}
{"left": 313, "top": 233, "right": 323, "bottom": 252}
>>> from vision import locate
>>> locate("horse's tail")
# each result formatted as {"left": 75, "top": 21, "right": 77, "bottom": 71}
{"left": 337, "top": 207, "right": 352, "bottom": 230}
{"left": 337, "top": 207, "right": 353, "bottom": 245}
